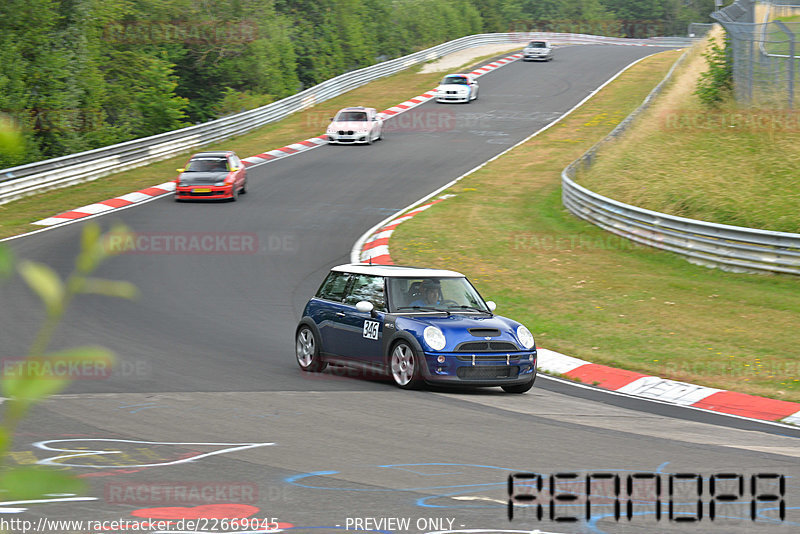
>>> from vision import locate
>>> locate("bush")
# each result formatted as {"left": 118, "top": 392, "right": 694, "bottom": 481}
{"left": 695, "top": 36, "right": 733, "bottom": 107}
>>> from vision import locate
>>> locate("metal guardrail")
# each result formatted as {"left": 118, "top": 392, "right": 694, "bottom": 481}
{"left": 0, "top": 32, "right": 690, "bottom": 205}
{"left": 562, "top": 48, "right": 800, "bottom": 275}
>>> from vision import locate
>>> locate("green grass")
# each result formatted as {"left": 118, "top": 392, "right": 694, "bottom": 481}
{"left": 0, "top": 47, "right": 521, "bottom": 240}
{"left": 573, "top": 35, "right": 800, "bottom": 233}
{"left": 389, "top": 48, "right": 800, "bottom": 403}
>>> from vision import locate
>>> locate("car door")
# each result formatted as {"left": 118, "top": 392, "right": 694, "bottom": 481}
{"left": 332, "top": 274, "right": 386, "bottom": 365}
{"left": 312, "top": 271, "right": 352, "bottom": 355}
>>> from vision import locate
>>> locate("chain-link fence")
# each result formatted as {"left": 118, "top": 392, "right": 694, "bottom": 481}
{"left": 713, "top": 0, "right": 800, "bottom": 107}
{"left": 688, "top": 22, "right": 715, "bottom": 37}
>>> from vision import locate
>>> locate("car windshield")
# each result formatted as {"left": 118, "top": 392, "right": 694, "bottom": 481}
{"left": 185, "top": 158, "right": 228, "bottom": 172}
{"left": 336, "top": 111, "right": 367, "bottom": 121}
{"left": 387, "top": 276, "right": 489, "bottom": 313}
{"left": 528, "top": 41, "right": 547, "bottom": 48}
{"left": 442, "top": 76, "right": 468, "bottom": 85}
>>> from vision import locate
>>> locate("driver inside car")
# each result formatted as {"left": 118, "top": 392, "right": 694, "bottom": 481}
{"left": 409, "top": 279, "right": 441, "bottom": 307}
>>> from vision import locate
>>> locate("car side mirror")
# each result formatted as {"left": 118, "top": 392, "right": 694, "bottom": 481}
{"left": 330, "top": 117, "right": 334, "bottom": 121}
{"left": 355, "top": 300, "right": 374, "bottom": 314}
{"left": 486, "top": 301, "right": 497, "bottom": 312}
{"left": 176, "top": 168, "right": 185, "bottom": 173}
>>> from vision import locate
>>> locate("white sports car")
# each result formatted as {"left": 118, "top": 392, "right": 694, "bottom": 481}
{"left": 435, "top": 74, "right": 479, "bottom": 103}
{"left": 522, "top": 40, "right": 553, "bottom": 61}
{"left": 326, "top": 106, "right": 383, "bottom": 144}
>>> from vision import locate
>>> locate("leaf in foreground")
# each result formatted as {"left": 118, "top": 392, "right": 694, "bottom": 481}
{"left": 0, "top": 467, "right": 85, "bottom": 500}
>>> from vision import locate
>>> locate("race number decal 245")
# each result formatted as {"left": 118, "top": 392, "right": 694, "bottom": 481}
{"left": 363, "top": 320, "right": 379, "bottom": 340}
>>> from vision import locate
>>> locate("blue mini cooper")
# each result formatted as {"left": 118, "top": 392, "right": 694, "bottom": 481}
{"left": 295, "top": 264, "right": 537, "bottom": 393}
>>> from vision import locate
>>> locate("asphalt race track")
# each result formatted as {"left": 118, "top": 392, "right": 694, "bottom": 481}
{"left": 1, "top": 45, "right": 799, "bottom": 533}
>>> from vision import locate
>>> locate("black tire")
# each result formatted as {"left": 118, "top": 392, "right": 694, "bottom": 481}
{"left": 501, "top": 379, "right": 535, "bottom": 394}
{"left": 296, "top": 325, "right": 327, "bottom": 372}
{"left": 389, "top": 341, "right": 422, "bottom": 390}
{"left": 240, "top": 179, "right": 247, "bottom": 194}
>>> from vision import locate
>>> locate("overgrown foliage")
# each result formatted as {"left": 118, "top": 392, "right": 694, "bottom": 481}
{"left": 695, "top": 36, "right": 734, "bottom": 106}
{"left": 0, "top": 0, "right": 717, "bottom": 169}
{"left": 0, "top": 222, "right": 137, "bottom": 499}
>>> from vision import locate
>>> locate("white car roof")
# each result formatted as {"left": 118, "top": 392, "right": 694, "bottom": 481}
{"left": 332, "top": 263, "right": 465, "bottom": 278}
{"left": 338, "top": 106, "right": 376, "bottom": 113}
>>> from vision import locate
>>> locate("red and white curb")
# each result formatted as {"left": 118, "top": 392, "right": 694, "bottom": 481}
{"left": 31, "top": 52, "right": 523, "bottom": 228}
{"left": 240, "top": 136, "right": 329, "bottom": 167}
{"left": 538, "top": 348, "right": 800, "bottom": 425}
{"left": 34, "top": 181, "right": 177, "bottom": 226}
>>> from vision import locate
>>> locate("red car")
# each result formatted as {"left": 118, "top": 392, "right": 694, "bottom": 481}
{"left": 174, "top": 151, "right": 248, "bottom": 201}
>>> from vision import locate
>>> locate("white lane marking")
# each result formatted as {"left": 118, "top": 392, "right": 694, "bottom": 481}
{"left": 0, "top": 496, "right": 98, "bottom": 514}
{"left": 33, "top": 439, "right": 273, "bottom": 468}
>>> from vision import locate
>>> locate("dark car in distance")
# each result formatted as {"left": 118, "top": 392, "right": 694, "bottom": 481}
{"left": 175, "top": 151, "right": 248, "bottom": 201}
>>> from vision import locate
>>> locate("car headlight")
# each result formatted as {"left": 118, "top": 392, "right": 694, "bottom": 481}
{"left": 423, "top": 326, "right": 446, "bottom": 351}
{"left": 516, "top": 325, "right": 535, "bottom": 349}
{"left": 214, "top": 181, "right": 225, "bottom": 186}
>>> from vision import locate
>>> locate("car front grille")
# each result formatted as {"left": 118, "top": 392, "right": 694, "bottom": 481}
{"left": 187, "top": 190, "right": 221, "bottom": 196}
{"left": 457, "top": 366, "right": 519, "bottom": 379}
{"left": 456, "top": 354, "right": 524, "bottom": 362}
{"left": 338, "top": 130, "right": 354, "bottom": 135}
{"left": 455, "top": 341, "right": 519, "bottom": 352}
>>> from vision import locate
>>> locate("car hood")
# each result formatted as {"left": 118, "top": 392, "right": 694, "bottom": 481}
{"left": 437, "top": 83, "right": 470, "bottom": 91}
{"left": 328, "top": 120, "right": 371, "bottom": 131}
{"left": 179, "top": 171, "right": 228, "bottom": 185}
{"left": 395, "top": 313, "right": 531, "bottom": 352}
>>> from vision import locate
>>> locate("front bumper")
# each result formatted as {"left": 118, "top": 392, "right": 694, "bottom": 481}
{"left": 523, "top": 53, "right": 551, "bottom": 61}
{"left": 175, "top": 185, "right": 234, "bottom": 199}
{"left": 420, "top": 350, "right": 537, "bottom": 386}
{"left": 327, "top": 132, "right": 371, "bottom": 144}
{"left": 436, "top": 93, "right": 469, "bottom": 103}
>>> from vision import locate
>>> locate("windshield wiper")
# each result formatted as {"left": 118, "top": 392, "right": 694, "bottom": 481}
{"left": 447, "top": 305, "right": 491, "bottom": 314}
{"left": 396, "top": 306, "right": 449, "bottom": 314}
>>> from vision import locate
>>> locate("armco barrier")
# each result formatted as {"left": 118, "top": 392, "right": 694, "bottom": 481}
{"left": 562, "top": 45, "right": 800, "bottom": 275}
{"left": 0, "top": 32, "right": 690, "bottom": 205}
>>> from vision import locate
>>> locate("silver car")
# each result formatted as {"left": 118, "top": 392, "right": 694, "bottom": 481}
{"left": 522, "top": 41, "right": 553, "bottom": 62}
